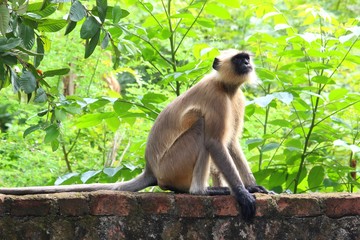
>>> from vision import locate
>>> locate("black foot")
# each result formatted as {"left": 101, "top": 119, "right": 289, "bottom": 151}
{"left": 246, "top": 185, "right": 274, "bottom": 194}
{"left": 234, "top": 186, "right": 256, "bottom": 221}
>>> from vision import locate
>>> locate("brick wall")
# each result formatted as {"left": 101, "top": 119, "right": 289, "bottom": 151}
{"left": 0, "top": 191, "right": 359, "bottom": 239}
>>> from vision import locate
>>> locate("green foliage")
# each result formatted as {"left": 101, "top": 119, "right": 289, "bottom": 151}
{"left": 0, "top": 0, "right": 359, "bottom": 193}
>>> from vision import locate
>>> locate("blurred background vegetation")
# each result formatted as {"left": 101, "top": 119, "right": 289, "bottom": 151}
{"left": 0, "top": 0, "right": 359, "bottom": 193}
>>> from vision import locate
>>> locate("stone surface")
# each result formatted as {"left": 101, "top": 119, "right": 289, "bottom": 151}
{"left": 0, "top": 192, "right": 359, "bottom": 239}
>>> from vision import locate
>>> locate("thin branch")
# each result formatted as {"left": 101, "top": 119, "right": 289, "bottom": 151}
{"left": 139, "top": 0, "right": 163, "bottom": 28}
{"left": 174, "top": 0, "right": 207, "bottom": 55}
{"left": 121, "top": 27, "right": 174, "bottom": 66}
{"left": 314, "top": 100, "right": 360, "bottom": 127}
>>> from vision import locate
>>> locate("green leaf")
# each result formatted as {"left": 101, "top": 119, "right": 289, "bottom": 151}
{"left": 171, "top": 13, "right": 194, "bottom": 19}
{"left": 0, "top": 38, "right": 22, "bottom": 51}
{"left": 113, "top": 100, "right": 133, "bottom": 116}
{"left": 23, "top": 124, "right": 42, "bottom": 138}
{"left": 69, "top": 0, "right": 86, "bottom": 22}
{"left": 34, "top": 36, "right": 44, "bottom": 68}
{"left": 64, "top": 21, "right": 77, "bottom": 35}
{"left": 19, "top": 70, "right": 36, "bottom": 94}
{"left": 268, "top": 119, "right": 292, "bottom": 128}
{"left": 63, "top": 104, "right": 82, "bottom": 115}
{"left": 141, "top": 92, "right": 167, "bottom": 104}
{"left": 256, "top": 68, "right": 276, "bottom": 80}
{"left": 1, "top": 54, "right": 17, "bottom": 65}
{"left": 105, "top": 116, "right": 120, "bottom": 132}
{"left": 205, "top": 3, "right": 231, "bottom": 19}
{"left": 55, "top": 108, "right": 67, "bottom": 121}
{"left": 261, "top": 142, "right": 280, "bottom": 152}
{"left": 84, "top": 29, "right": 100, "bottom": 58}
{"left": 308, "top": 63, "right": 332, "bottom": 70}
{"left": 38, "top": 19, "right": 67, "bottom": 32}
{"left": 34, "top": 87, "right": 47, "bottom": 103}
{"left": 308, "top": 166, "right": 325, "bottom": 190}
{"left": 329, "top": 88, "right": 348, "bottom": 101}
{"left": 112, "top": 5, "right": 129, "bottom": 23}
{"left": 10, "top": 68, "right": 20, "bottom": 92}
{"left": 246, "top": 138, "right": 264, "bottom": 151}
{"left": 269, "top": 170, "right": 287, "bottom": 189}
{"left": 74, "top": 112, "right": 115, "bottom": 128}
{"left": 196, "top": 18, "right": 215, "bottom": 28}
{"left": 88, "top": 98, "right": 110, "bottom": 110}
{"left": 96, "top": 0, "right": 107, "bottom": 23}
{"left": 44, "top": 124, "right": 60, "bottom": 143}
{"left": 80, "top": 16, "right": 100, "bottom": 39}
{"left": 273, "top": 92, "right": 293, "bottom": 105}
{"left": 101, "top": 32, "right": 110, "bottom": 49}
{"left": 81, "top": 170, "right": 102, "bottom": 183}
{"left": 51, "top": 139, "right": 59, "bottom": 151}
{"left": 43, "top": 68, "right": 70, "bottom": 77}
{"left": 0, "top": 4, "right": 10, "bottom": 36}
{"left": 252, "top": 94, "right": 275, "bottom": 107}
{"left": 28, "top": 3, "right": 57, "bottom": 18}
{"left": 103, "top": 167, "right": 122, "bottom": 177}
{"left": 55, "top": 173, "right": 81, "bottom": 185}
{"left": 312, "top": 76, "right": 330, "bottom": 84}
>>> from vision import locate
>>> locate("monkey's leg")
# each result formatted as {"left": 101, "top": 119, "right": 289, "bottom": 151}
{"left": 189, "top": 146, "right": 211, "bottom": 194}
{"left": 228, "top": 141, "right": 270, "bottom": 194}
{"left": 156, "top": 117, "right": 206, "bottom": 193}
{"left": 206, "top": 139, "right": 256, "bottom": 220}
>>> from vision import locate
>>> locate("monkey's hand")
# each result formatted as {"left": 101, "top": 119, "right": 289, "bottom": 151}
{"left": 234, "top": 187, "right": 256, "bottom": 221}
{"left": 246, "top": 185, "right": 276, "bottom": 194}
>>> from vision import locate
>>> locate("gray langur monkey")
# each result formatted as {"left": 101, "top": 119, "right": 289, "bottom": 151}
{"left": 0, "top": 49, "right": 270, "bottom": 220}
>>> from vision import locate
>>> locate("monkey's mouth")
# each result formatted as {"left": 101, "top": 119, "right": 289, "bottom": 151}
{"left": 235, "top": 65, "right": 253, "bottom": 75}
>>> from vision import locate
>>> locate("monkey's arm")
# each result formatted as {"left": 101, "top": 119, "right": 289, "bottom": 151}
{"left": 228, "top": 141, "right": 271, "bottom": 194}
{"left": 206, "top": 138, "right": 256, "bottom": 220}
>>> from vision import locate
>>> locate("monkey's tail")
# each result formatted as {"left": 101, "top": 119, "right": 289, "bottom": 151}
{"left": 0, "top": 167, "right": 157, "bottom": 195}
{"left": 112, "top": 167, "right": 157, "bottom": 192}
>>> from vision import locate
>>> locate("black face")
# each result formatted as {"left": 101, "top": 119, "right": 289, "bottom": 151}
{"left": 231, "top": 52, "right": 252, "bottom": 75}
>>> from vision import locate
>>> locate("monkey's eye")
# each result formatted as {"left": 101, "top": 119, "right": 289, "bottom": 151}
{"left": 233, "top": 53, "right": 250, "bottom": 62}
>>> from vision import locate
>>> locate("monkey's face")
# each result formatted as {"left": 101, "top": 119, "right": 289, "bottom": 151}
{"left": 212, "top": 49, "right": 257, "bottom": 85}
{"left": 231, "top": 52, "right": 253, "bottom": 75}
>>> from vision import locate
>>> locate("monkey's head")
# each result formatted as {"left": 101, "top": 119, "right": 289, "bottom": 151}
{"left": 212, "top": 49, "right": 257, "bottom": 85}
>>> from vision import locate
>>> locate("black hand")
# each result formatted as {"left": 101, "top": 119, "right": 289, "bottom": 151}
{"left": 246, "top": 185, "right": 273, "bottom": 194}
{"left": 233, "top": 187, "right": 256, "bottom": 221}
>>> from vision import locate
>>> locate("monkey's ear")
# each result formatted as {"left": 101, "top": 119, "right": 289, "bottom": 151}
{"left": 212, "top": 58, "right": 220, "bottom": 70}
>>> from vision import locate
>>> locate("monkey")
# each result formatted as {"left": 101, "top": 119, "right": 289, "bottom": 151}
{"left": 0, "top": 49, "right": 270, "bottom": 220}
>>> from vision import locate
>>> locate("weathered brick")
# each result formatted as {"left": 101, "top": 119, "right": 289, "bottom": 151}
{"left": 255, "top": 194, "right": 275, "bottom": 217}
{"left": 90, "top": 191, "right": 133, "bottom": 216}
{"left": 137, "top": 192, "right": 173, "bottom": 214}
{"left": 212, "top": 195, "right": 239, "bottom": 217}
{"left": 0, "top": 195, "right": 5, "bottom": 216}
{"left": 175, "top": 194, "right": 207, "bottom": 218}
{"left": 276, "top": 194, "right": 322, "bottom": 217}
{"left": 11, "top": 197, "right": 52, "bottom": 216}
{"left": 58, "top": 196, "right": 89, "bottom": 216}
{"left": 324, "top": 193, "right": 360, "bottom": 218}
